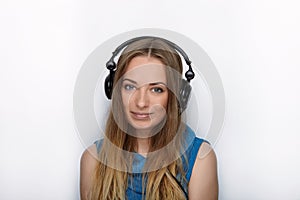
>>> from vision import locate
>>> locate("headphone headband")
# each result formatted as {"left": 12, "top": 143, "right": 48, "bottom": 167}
{"left": 106, "top": 36, "right": 195, "bottom": 82}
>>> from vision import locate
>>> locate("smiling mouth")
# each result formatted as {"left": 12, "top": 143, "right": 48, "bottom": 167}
{"left": 130, "top": 111, "right": 153, "bottom": 119}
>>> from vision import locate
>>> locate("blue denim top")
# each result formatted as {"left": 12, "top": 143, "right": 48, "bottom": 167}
{"left": 94, "top": 125, "right": 204, "bottom": 199}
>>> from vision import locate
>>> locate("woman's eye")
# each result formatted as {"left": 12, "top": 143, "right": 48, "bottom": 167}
{"left": 151, "top": 87, "right": 164, "bottom": 93}
{"left": 124, "top": 84, "right": 136, "bottom": 91}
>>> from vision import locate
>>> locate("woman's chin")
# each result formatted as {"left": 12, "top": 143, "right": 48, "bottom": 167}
{"left": 129, "top": 121, "right": 153, "bottom": 132}
{"left": 127, "top": 120, "right": 165, "bottom": 138}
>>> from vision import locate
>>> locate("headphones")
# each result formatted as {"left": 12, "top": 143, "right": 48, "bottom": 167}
{"left": 104, "top": 36, "right": 195, "bottom": 113}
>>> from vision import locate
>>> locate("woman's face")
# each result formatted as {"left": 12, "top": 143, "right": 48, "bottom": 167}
{"left": 121, "top": 56, "right": 168, "bottom": 136}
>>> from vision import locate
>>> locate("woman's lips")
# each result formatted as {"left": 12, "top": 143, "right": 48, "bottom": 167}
{"left": 130, "top": 111, "right": 152, "bottom": 120}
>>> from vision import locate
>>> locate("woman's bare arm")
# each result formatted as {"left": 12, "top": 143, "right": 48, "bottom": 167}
{"left": 188, "top": 142, "right": 219, "bottom": 200}
{"left": 80, "top": 145, "right": 98, "bottom": 200}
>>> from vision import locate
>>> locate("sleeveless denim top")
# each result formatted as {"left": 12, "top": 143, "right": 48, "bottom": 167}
{"left": 94, "top": 125, "right": 204, "bottom": 199}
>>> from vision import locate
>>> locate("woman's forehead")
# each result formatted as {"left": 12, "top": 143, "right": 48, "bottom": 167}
{"left": 123, "top": 64, "right": 167, "bottom": 85}
{"left": 126, "top": 56, "right": 164, "bottom": 70}
{"left": 123, "top": 56, "right": 167, "bottom": 85}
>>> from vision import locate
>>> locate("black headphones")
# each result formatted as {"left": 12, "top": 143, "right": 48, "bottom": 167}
{"left": 104, "top": 36, "right": 195, "bottom": 113}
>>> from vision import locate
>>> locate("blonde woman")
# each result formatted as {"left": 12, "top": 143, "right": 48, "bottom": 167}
{"left": 80, "top": 37, "right": 218, "bottom": 200}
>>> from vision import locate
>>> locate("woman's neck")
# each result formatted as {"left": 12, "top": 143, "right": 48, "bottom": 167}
{"left": 136, "top": 137, "right": 150, "bottom": 157}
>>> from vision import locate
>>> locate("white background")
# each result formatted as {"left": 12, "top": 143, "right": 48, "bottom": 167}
{"left": 1, "top": 0, "right": 300, "bottom": 199}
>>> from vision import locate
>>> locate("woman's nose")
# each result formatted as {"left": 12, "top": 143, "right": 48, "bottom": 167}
{"left": 134, "top": 87, "right": 149, "bottom": 108}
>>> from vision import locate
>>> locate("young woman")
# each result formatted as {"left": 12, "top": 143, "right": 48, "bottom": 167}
{"left": 80, "top": 37, "right": 218, "bottom": 200}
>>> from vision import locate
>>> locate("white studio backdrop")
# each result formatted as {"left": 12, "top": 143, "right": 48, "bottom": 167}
{"left": 1, "top": 0, "right": 300, "bottom": 199}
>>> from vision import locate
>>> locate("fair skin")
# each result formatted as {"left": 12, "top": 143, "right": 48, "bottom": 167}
{"left": 80, "top": 56, "right": 218, "bottom": 200}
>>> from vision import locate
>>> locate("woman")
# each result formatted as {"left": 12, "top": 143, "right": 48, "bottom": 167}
{"left": 80, "top": 37, "right": 218, "bottom": 200}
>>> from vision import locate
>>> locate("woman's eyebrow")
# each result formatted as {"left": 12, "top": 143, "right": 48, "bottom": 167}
{"left": 123, "top": 78, "right": 167, "bottom": 86}
{"left": 122, "top": 78, "right": 137, "bottom": 84}
{"left": 149, "top": 82, "right": 167, "bottom": 86}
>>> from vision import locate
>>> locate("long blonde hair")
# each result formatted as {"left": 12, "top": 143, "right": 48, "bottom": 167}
{"left": 90, "top": 38, "right": 188, "bottom": 199}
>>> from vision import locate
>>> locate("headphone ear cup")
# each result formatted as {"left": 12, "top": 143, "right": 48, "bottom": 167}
{"left": 179, "top": 79, "right": 192, "bottom": 113}
{"left": 104, "top": 70, "right": 115, "bottom": 99}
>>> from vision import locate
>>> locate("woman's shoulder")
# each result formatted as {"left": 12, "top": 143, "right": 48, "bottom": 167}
{"left": 81, "top": 144, "right": 98, "bottom": 163}
{"left": 80, "top": 141, "right": 101, "bottom": 180}
{"left": 81, "top": 138, "right": 104, "bottom": 162}
{"left": 80, "top": 144, "right": 99, "bottom": 200}
{"left": 80, "top": 143, "right": 99, "bottom": 177}
{"left": 186, "top": 125, "right": 216, "bottom": 174}
{"left": 188, "top": 134, "right": 218, "bottom": 199}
